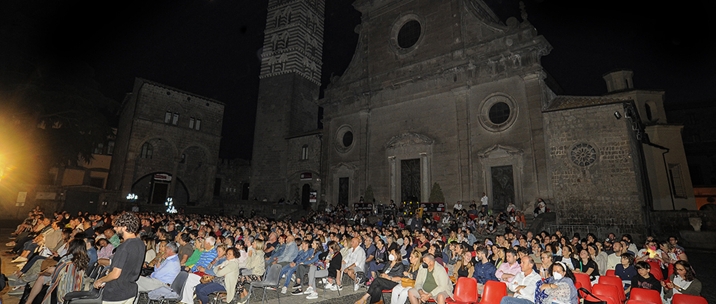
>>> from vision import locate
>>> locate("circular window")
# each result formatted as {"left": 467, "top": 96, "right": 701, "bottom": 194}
{"left": 570, "top": 143, "right": 598, "bottom": 167}
{"left": 342, "top": 131, "right": 353, "bottom": 147}
{"left": 397, "top": 20, "right": 421, "bottom": 49}
{"left": 335, "top": 125, "right": 355, "bottom": 153}
{"left": 390, "top": 14, "right": 424, "bottom": 56}
{"left": 488, "top": 102, "right": 510, "bottom": 124}
{"left": 478, "top": 94, "right": 518, "bottom": 132}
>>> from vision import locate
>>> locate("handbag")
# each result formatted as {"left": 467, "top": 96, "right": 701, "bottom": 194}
{"left": 200, "top": 275, "right": 215, "bottom": 284}
{"left": 400, "top": 277, "right": 416, "bottom": 288}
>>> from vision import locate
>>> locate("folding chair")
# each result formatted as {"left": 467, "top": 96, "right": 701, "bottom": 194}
{"left": 478, "top": 281, "right": 506, "bottom": 304}
{"left": 629, "top": 288, "right": 662, "bottom": 304}
{"left": 248, "top": 264, "right": 282, "bottom": 304}
{"left": 672, "top": 294, "right": 708, "bottom": 304}
{"left": 597, "top": 276, "right": 625, "bottom": 302}
{"left": 446, "top": 277, "right": 478, "bottom": 304}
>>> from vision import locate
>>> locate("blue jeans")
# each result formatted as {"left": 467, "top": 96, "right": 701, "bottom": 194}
{"left": 280, "top": 264, "right": 299, "bottom": 287}
{"left": 195, "top": 282, "right": 226, "bottom": 304}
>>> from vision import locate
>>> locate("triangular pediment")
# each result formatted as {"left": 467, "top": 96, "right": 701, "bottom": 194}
{"left": 478, "top": 144, "right": 523, "bottom": 158}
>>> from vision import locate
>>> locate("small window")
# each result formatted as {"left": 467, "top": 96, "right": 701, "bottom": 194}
{"left": 140, "top": 143, "right": 153, "bottom": 159}
{"left": 189, "top": 117, "right": 195, "bottom": 129}
{"left": 93, "top": 143, "right": 104, "bottom": 155}
{"left": 107, "top": 141, "right": 115, "bottom": 155}
{"left": 301, "top": 145, "right": 309, "bottom": 160}
{"left": 165, "top": 111, "right": 172, "bottom": 123}
{"left": 669, "top": 163, "right": 687, "bottom": 198}
{"left": 195, "top": 119, "right": 201, "bottom": 130}
{"left": 172, "top": 113, "right": 179, "bottom": 125}
{"left": 644, "top": 103, "right": 653, "bottom": 121}
{"left": 180, "top": 154, "right": 186, "bottom": 163}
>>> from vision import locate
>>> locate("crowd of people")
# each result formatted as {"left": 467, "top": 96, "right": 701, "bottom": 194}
{"left": 0, "top": 203, "right": 703, "bottom": 304}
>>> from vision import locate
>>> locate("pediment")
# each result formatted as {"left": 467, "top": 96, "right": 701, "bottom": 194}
{"left": 477, "top": 144, "right": 523, "bottom": 158}
{"left": 385, "top": 132, "right": 434, "bottom": 149}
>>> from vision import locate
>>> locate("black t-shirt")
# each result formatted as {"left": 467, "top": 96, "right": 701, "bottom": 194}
{"left": 631, "top": 275, "right": 662, "bottom": 293}
{"left": 103, "top": 237, "right": 146, "bottom": 301}
{"left": 578, "top": 259, "right": 600, "bottom": 280}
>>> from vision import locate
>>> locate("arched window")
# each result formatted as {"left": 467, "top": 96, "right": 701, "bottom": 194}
{"left": 301, "top": 145, "right": 309, "bottom": 160}
{"left": 140, "top": 143, "right": 153, "bottom": 159}
{"left": 644, "top": 103, "right": 653, "bottom": 121}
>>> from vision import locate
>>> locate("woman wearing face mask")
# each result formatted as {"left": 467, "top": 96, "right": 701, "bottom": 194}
{"left": 354, "top": 245, "right": 405, "bottom": 304}
{"left": 536, "top": 261, "right": 579, "bottom": 304}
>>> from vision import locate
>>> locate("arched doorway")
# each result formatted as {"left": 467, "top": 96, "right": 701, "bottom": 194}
{"left": 131, "top": 173, "right": 190, "bottom": 205}
{"left": 301, "top": 184, "right": 311, "bottom": 210}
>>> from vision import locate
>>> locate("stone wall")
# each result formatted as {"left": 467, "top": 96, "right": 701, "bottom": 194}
{"left": 544, "top": 103, "right": 647, "bottom": 235}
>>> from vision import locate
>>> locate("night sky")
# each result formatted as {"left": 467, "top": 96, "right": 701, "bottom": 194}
{"left": 4, "top": 0, "right": 714, "bottom": 160}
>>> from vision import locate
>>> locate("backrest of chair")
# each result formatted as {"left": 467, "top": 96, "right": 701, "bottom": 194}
{"left": 264, "top": 264, "right": 283, "bottom": 285}
{"left": 453, "top": 277, "right": 478, "bottom": 302}
{"left": 171, "top": 271, "right": 189, "bottom": 295}
{"left": 584, "top": 293, "right": 618, "bottom": 304}
{"left": 479, "top": 281, "right": 506, "bottom": 304}
{"left": 592, "top": 284, "right": 624, "bottom": 303}
{"left": 597, "top": 276, "right": 624, "bottom": 301}
{"left": 573, "top": 273, "right": 592, "bottom": 291}
{"left": 605, "top": 269, "right": 616, "bottom": 277}
{"left": 672, "top": 294, "right": 708, "bottom": 304}
{"left": 646, "top": 261, "right": 663, "bottom": 281}
{"left": 629, "top": 287, "right": 661, "bottom": 303}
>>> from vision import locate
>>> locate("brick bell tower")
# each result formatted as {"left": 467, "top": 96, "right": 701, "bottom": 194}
{"left": 250, "top": 0, "right": 325, "bottom": 201}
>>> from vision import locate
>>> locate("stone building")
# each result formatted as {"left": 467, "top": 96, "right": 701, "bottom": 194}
{"left": 108, "top": 78, "right": 224, "bottom": 207}
{"left": 250, "top": 0, "right": 325, "bottom": 205}
{"left": 250, "top": 0, "right": 695, "bottom": 234}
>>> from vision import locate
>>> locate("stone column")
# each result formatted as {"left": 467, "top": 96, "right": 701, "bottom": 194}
{"left": 452, "top": 87, "right": 471, "bottom": 201}
{"left": 389, "top": 156, "right": 396, "bottom": 203}
{"left": 420, "top": 152, "right": 429, "bottom": 202}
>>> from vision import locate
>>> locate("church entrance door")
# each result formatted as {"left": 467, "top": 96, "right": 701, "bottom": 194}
{"left": 490, "top": 165, "right": 514, "bottom": 212}
{"left": 339, "top": 177, "right": 349, "bottom": 206}
{"left": 302, "top": 184, "right": 311, "bottom": 210}
{"left": 401, "top": 159, "right": 421, "bottom": 202}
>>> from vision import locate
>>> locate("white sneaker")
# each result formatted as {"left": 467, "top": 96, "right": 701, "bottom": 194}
{"left": 303, "top": 286, "right": 314, "bottom": 294}
{"left": 11, "top": 256, "right": 27, "bottom": 263}
{"left": 321, "top": 278, "right": 327, "bottom": 284}
{"left": 354, "top": 283, "right": 360, "bottom": 291}
{"left": 306, "top": 292, "right": 318, "bottom": 299}
{"left": 324, "top": 283, "right": 334, "bottom": 289}
{"left": 281, "top": 286, "right": 287, "bottom": 294}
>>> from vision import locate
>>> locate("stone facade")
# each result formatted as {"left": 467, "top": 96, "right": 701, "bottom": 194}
{"left": 248, "top": 0, "right": 695, "bottom": 236}
{"left": 108, "top": 78, "right": 224, "bottom": 206}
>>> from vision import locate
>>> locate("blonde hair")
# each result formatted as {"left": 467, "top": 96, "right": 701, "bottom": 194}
{"left": 409, "top": 250, "right": 422, "bottom": 272}
{"left": 253, "top": 239, "right": 265, "bottom": 251}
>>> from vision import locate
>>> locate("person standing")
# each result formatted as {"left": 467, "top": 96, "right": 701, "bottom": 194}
{"left": 480, "top": 193, "right": 489, "bottom": 209}
{"left": 93, "top": 212, "right": 145, "bottom": 304}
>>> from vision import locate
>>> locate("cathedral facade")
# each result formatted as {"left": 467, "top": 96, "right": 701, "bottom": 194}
{"left": 250, "top": 0, "right": 695, "bottom": 234}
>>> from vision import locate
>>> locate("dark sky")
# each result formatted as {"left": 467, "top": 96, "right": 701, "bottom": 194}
{"left": 4, "top": 0, "right": 715, "bottom": 160}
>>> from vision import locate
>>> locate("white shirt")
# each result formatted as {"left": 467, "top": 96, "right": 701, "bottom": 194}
{"left": 454, "top": 203, "right": 463, "bottom": 210}
{"left": 343, "top": 245, "right": 367, "bottom": 272}
{"left": 481, "top": 196, "right": 489, "bottom": 206}
{"left": 509, "top": 270, "right": 541, "bottom": 302}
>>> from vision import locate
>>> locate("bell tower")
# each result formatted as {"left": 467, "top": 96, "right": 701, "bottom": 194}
{"left": 250, "top": 0, "right": 325, "bottom": 201}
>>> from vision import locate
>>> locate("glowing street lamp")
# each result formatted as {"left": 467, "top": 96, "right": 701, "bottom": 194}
{"left": 165, "top": 197, "right": 176, "bottom": 214}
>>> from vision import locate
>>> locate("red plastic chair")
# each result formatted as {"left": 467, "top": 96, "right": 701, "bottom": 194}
{"left": 592, "top": 283, "right": 625, "bottom": 304}
{"left": 447, "top": 277, "right": 479, "bottom": 304}
{"left": 598, "top": 276, "right": 625, "bottom": 302}
{"left": 381, "top": 289, "right": 392, "bottom": 303}
{"left": 625, "top": 300, "right": 652, "bottom": 304}
{"left": 478, "top": 281, "right": 507, "bottom": 304}
{"left": 584, "top": 293, "right": 619, "bottom": 304}
{"left": 646, "top": 261, "right": 664, "bottom": 281}
{"left": 574, "top": 273, "right": 593, "bottom": 298}
{"left": 605, "top": 269, "right": 616, "bottom": 277}
{"left": 629, "top": 288, "right": 662, "bottom": 303}
{"left": 672, "top": 294, "right": 708, "bottom": 304}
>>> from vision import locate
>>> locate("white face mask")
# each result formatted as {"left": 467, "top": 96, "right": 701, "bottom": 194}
{"left": 388, "top": 254, "right": 396, "bottom": 261}
{"left": 553, "top": 272, "right": 563, "bottom": 280}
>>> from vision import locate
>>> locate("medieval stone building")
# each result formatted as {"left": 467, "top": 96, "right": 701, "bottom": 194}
{"left": 249, "top": 0, "right": 695, "bottom": 234}
{"left": 108, "top": 78, "right": 224, "bottom": 207}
